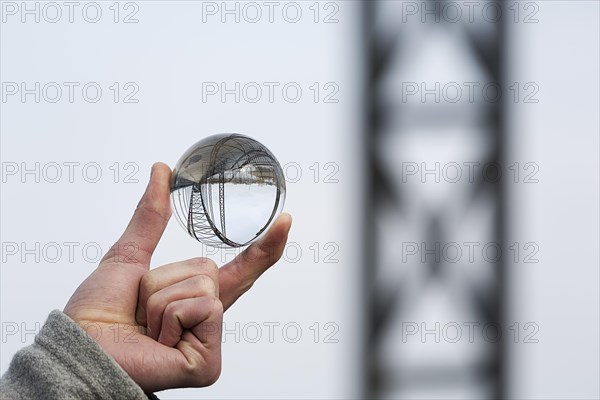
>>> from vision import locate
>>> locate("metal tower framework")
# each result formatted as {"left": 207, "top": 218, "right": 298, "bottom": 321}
{"left": 361, "top": 1, "right": 507, "bottom": 398}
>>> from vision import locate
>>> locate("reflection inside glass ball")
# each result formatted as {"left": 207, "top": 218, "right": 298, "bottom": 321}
{"left": 170, "top": 134, "right": 286, "bottom": 248}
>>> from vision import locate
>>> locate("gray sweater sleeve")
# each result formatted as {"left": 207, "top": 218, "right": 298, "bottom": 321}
{"left": 0, "top": 310, "right": 157, "bottom": 400}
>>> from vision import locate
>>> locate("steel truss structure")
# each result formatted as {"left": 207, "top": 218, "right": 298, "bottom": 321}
{"left": 361, "top": 1, "right": 507, "bottom": 398}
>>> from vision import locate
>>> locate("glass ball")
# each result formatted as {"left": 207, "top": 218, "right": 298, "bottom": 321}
{"left": 170, "top": 134, "right": 286, "bottom": 248}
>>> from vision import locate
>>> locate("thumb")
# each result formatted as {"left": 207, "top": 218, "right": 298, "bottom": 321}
{"left": 219, "top": 213, "right": 292, "bottom": 311}
{"left": 101, "top": 162, "right": 172, "bottom": 268}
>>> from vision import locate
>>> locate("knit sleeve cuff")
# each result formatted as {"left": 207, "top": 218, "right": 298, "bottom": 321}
{"left": 2, "top": 310, "right": 154, "bottom": 400}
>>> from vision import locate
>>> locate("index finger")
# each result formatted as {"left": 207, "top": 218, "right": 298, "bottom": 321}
{"left": 218, "top": 213, "right": 292, "bottom": 311}
{"left": 101, "top": 162, "right": 172, "bottom": 267}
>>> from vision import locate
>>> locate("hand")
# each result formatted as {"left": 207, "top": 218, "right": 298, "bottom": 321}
{"left": 64, "top": 163, "right": 292, "bottom": 393}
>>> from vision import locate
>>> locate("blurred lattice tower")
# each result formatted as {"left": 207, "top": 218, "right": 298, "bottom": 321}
{"left": 361, "top": 1, "right": 506, "bottom": 398}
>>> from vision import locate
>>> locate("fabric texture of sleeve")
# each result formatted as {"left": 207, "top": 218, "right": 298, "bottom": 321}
{"left": 0, "top": 310, "right": 157, "bottom": 400}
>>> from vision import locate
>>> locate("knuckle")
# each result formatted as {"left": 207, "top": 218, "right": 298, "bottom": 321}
{"left": 184, "top": 358, "right": 222, "bottom": 387}
{"left": 136, "top": 197, "right": 170, "bottom": 222}
{"left": 189, "top": 256, "right": 209, "bottom": 268}
{"left": 247, "top": 241, "right": 276, "bottom": 264}
{"left": 197, "top": 296, "right": 222, "bottom": 315}
{"left": 189, "top": 257, "right": 218, "bottom": 274}
{"left": 192, "top": 274, "right": 217, "bottom": 294}
{"left": 191, "top": 357, "right": 222, "bottom": 386}
{"left": 204, "top": 362, "right": 222, "bottom": 386}
{"left": 140, "top": 273, "right": 157, "bottom": 298}
{"left": 232, "top": 264, "right": 255, "bottom": 295}
{"left": 209, "top": 297, "right": 224, "bottom": 315}
{"left": 189, "top": 257, "right": 206, "bottom": 268}
{"left": 163, "top": 302, "right": 182, "bottom": 325}
{"left": 146, "top": 293, "right": 162, "bottom": 315}
{"left": 164, "top": 301, "right": 179, "bottom": 317}
{"left": 205, "top": 259, "right": 219, "bottom": 274}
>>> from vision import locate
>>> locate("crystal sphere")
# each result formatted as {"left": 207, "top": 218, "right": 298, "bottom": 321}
{"left": 171, "top": 134, "right": 286, "bottom": 248}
